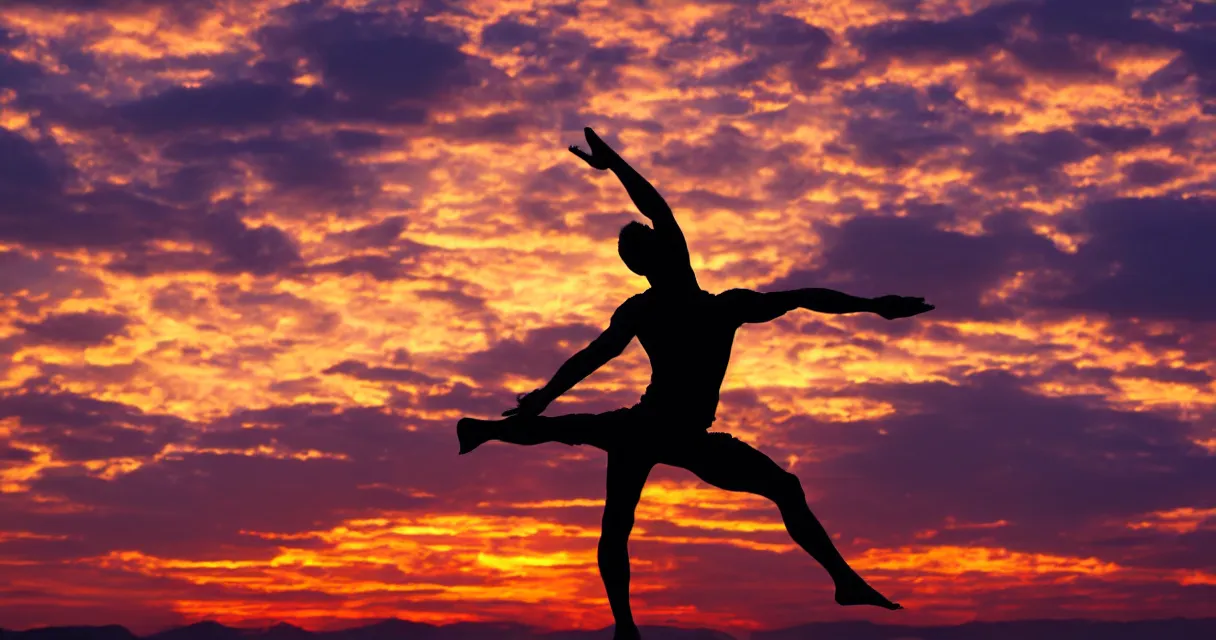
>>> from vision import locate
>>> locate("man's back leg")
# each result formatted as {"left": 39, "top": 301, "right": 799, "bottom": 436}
{"left": 601, "top": 453, "right": 654, "bottom": 640}
{"left": 661, "top": 433, "right": 902, "bottom": 610}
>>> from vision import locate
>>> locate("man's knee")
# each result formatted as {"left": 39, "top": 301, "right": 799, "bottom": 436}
{"left": 601, "top": 509, "right": 637, "bottom": 539}
{"left": 767, "top": 470, "right": 805, "bottom": 503}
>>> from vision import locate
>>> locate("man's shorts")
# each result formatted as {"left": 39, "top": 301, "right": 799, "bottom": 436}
{"left": 544, "top": 403, "right": 742, "bottom": 462}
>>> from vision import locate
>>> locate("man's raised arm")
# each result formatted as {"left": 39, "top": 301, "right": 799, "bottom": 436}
{"left": 504, "top": 300, "right": 638, "bottom": 417}
{"left": 718, "top": 288, "right": 935, "bottom": 325}
{"left": 569, "top": 128, "right": 695, "bottom": 280}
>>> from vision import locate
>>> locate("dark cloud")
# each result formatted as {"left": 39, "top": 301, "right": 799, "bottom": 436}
{"left": 16, "top": 312, "right": 130, "bottom": 347}
{"left": 17, "top": 451, "right": 430, "bottom": 558}
{"left": 0, "top": 386, "right": 186, "bottom": 462}
{"left": 209, "top": 285, "right": 342, "bottom": 335}
{"left": 453, "top": 323, "right": 603, "bottom": 386}
{"left": 256, "top": 6, "right": 486, "bottom": 124}
{"left": 114, "top": 82, "right": 320, "bottom": 135}
{"left": 0, "top": 251, "right": 106, "bottom": 314}
{"left": 849, "top": 6, "right": 1010, "bottom": 63}
{"left": 324, "top": 216, "right": 408, "bottom": 249}
{"left": 153, "top": 164, "right": 243, "bottom": 206}
{"left": 1038, "top": 197, "right": 1216, "bottom": 321}
{"left": 478, "top": 14, "right": 640, "bottom": 104}
{"left": 0, "top": 34, "right": 42, "bottom": 93}
{"left": 161, "top": 133, "right": 381, "bottom": 210}
{"left": 669, "top": 189, "right": 762, "bottom": 215}
{"left": 851, "top": 0, "right": 1206, "bottom": 109}
{"left": 430, "top": 110, "right": 541, "bottom": 143}
{"left": 1122, "top": 159, "right": 1187, "bottom": 187}
{"left": 0, "top": 131, "right": 228, "bottom": 255}
{"left": 306, "top": 255, "right": 410, "bottom": 281}
{"left": 0, "top": 392, "right": 481, "bottom": 561}
{"left": 966, "top": 129, "right": 1098, "bottom": 191}
{"left": 1005, "top": 34, "right": 1113, "bottom": 80}
{"left": 801, "top": 370, "right": 1216, "bottom": 553}
{"left": 305, "top": 238, "right": 435, "bottom": 282}
{"left": 480, "top": 18, "right": 546, "bottom": 50}
{"left": 105, "top": 210, "right": 302, "bottom": 277}
{"left": 650, "top": 124, "right": 806, "bottom": 180}
{"left": 322, "top": 360, "right": 441, "bottom": 386}
{"left": 414, "top": 281, "right": 494, "bottom": 316}
{"left": 663, "top": 11, "right": 837, "bottom": 91}
{"left": 0, "top": 127, "right": 68, "bottom": 204}
{"left": 4, "top": 0, "right": 220, "bottom": 24}
{"left": 572, "top": 211, "right": 636, "bottom": 242}
{"left": 330, "top": 129, "right": 388, "bottom": 152}
{"left": 104, "top": 6, "right": 490, "bottom": 135}
{"left": 201, "top": 212, "right": 302, "bottom": 275}
{"left": 832, "top": 82, "right": 996, "bottom": 169}
{"left": 765, "top": 207, "right": 1064, "bottom": 319}
{"left": 417, "top": 381, "right": 513, "bottom": 418}
{"left": 1075, "top": 124, "right": 1155, "bottom": 151}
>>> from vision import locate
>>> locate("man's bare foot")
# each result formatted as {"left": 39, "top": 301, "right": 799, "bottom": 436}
{"left": 457, "top": 418, "right": 494, "bottom": 455}
{"left": 834, "top": 575, "right": 902, "bottom": 610}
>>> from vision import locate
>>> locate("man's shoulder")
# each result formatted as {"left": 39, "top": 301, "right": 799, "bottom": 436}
{"left": 613, "top": 290, "right": 650, "bottom": 318}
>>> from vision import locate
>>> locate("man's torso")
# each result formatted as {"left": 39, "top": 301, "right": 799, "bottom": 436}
{"left": 625, "top": 287, "right": 739, "bottom": 429}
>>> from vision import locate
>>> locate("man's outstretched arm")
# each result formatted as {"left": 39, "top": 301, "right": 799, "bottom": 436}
{"left": 504, "top": 302, "right": 637, "bottom": 417}
{"left": 719, "top": 288, "right": 934, "bottom": 325}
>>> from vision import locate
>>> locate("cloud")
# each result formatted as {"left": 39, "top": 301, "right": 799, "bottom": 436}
{"left": 254, "top": 6, "right": 486, "bottom": 124}
{"left": 1122, "top": 160, "right": 1187, "bottom": 187}
{"left": 114, "top": 81, "right": 317, "bottom": 135}
{"left": 966, "top": 129, "right": 1099, "bottom": 192}
{"left": 104, "top": 211, "right": 302, "bottom": 277}
{"left": 0, "top": 386, "right": 185, "bottom": 462}
{"left": 454, "top": 323, "right": 604, "bottom": 386}
{"left": 322, "top": 360, "right": 441, "bottom": 386}
{"left": 801, "top": 370, "right": 1216, "bottom": 552}
{"left": 831, "top": 82, "right": 992, "bottom": 169}
{"left": 4, "top": 0, "right": 221, "bottom": 24}
{"left": 764, "top": 207, "right": 1064, "bottom": 319}
{"left": 1037, "top": 197, "right": 1216, "bottom": 321}
{"left": 851, "top": 0, "right": 1208, "bottom": 109}
{"left": 16, "top": 312, "right": 130, "bottom": 347}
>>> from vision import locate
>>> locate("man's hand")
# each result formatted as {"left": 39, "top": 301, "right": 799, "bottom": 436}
{"left": 502, "top": 388, "right": 552, "bottom": 418}
{"left": 871, "top": 295, "right": 935, "bottom": 320}
{"left": 569, "top": 127, "right": 620, "bottom": 171}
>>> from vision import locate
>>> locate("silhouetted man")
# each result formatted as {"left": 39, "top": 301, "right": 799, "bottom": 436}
{"left": 458, "top": 128, "right": 934, "bottom": 640}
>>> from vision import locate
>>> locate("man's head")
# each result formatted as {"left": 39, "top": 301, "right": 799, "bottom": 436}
{"left": 618, "top": 221, "right": 656, "bottom": 277}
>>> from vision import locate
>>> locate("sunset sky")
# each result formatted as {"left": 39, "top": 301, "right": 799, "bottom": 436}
{"left": 1, "top": 0, "right": 1215, "bottom": 634}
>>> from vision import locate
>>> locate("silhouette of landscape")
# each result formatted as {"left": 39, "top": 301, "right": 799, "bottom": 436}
{"left": 4, "top": 619, "right": 1216, "bottom": 640}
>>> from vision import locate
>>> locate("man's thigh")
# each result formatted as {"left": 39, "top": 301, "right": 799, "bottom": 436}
{"left": 542, "top": 406, "right": 638, "bottom": 451}
{"left": 658, "top": 432, "right": 790, "bottom": 496}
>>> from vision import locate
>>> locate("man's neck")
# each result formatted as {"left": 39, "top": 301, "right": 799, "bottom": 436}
{"left": 645, "top": 273, "right": 702, "bottom": 295}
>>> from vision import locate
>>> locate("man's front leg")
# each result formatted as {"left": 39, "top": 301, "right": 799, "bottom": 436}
{"left": 457, "top": 415, "right": 566, "bottom": 454}
{"left": 600, "top": 454, "right": 653, "bottom": 640}
{"left": 457, "top": 412, "right": 617, "bottom": 454}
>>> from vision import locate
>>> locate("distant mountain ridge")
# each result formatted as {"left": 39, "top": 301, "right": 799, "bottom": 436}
{"left": 3, "top": 618, "right": 1215, "bottom": 640}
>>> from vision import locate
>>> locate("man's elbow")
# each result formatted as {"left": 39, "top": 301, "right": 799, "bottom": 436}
{"left": 582, "top": 342, "right": 624, "bottom": 368}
